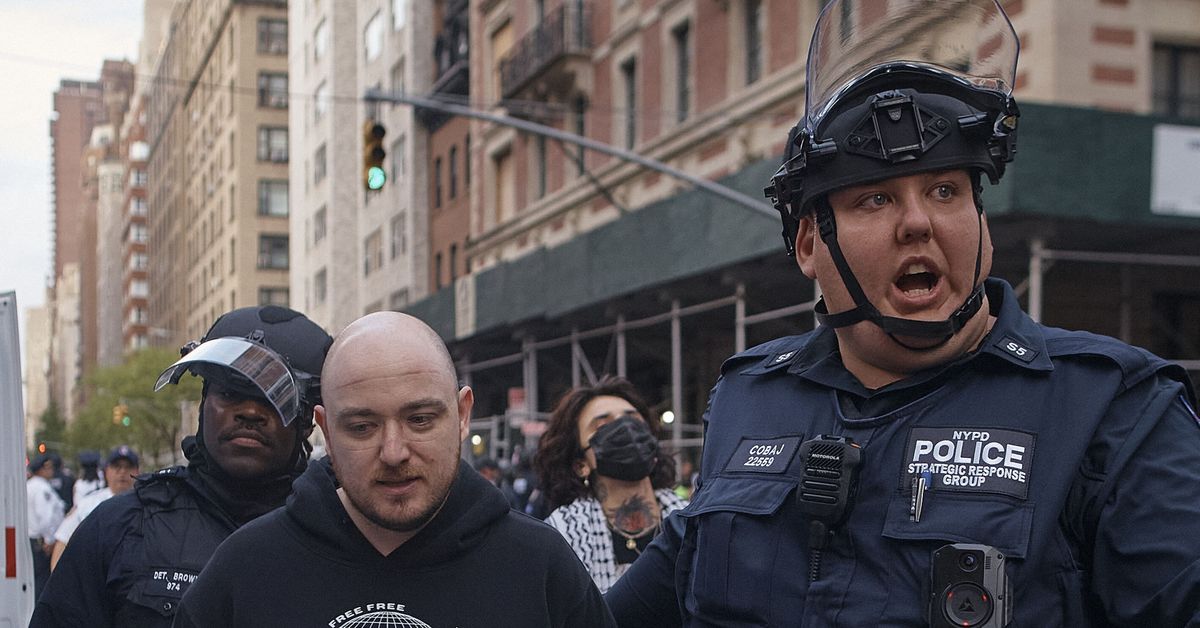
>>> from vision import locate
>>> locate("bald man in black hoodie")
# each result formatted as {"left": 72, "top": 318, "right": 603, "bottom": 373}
{"left": 174, "top": 312, "right": 615, "bottom": 628}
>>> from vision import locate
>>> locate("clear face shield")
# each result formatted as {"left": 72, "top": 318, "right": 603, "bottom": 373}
{"left": 155, "top": 337, "right": 305, "bottom": 427}
{"left": 805, "top": 0, "right": 1019, "bottom": 131}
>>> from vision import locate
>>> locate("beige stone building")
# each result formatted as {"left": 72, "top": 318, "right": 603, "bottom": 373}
{"left": 147, "top": 0, "right": 294, "bottom": 347}
{"left": 287, "top": 0, "right": 432, "bottom": 333}
{"left": 22, "top": 303, "right": 51, "bottom": 450}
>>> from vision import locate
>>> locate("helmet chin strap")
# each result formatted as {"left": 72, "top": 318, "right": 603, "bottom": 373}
{"left": 811, "top": 188, "right": 986, "bottom": 351}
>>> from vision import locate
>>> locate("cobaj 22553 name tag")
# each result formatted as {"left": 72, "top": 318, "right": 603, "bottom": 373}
{"left": 725, "top": 436, "right": 802, "bottom": 473}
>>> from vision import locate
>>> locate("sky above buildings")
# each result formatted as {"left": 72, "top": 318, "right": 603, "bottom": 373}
{"left": 0, "top": 0, "right": 143, "bottom": 339}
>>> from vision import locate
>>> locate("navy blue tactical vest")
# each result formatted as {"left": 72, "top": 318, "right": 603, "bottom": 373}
{"left": 674, "top": 280, "right": 1196, "bottom": 627}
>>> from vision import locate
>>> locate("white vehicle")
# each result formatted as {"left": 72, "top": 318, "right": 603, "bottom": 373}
{"left": 1, "top": 291, "right": 35, "bottom": 625}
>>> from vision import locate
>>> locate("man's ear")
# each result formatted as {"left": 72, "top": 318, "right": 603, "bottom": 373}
{"left": 314, "top": 404, "right": 329, "bottom": 441}
{"left": 457, "top": 386, "right": 475, "bottom": 442}
{"left": 795, "top": 213, "right": 819, "bottom": 279}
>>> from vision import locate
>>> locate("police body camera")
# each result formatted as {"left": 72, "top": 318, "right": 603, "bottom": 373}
{"left": 929, "top": 543, "right": 1011, "bottom": 628}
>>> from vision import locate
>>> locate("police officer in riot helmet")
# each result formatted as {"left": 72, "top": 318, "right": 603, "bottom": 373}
{"left": 33, "top": 306, "right": 332, "bottom": 628}
{"left": 607, "top": 1, "right": 1200, "bottom": 626}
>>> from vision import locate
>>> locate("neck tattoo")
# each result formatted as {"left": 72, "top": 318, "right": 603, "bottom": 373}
{"left": 605, "top": 495, "right": 660, "bottom": 552}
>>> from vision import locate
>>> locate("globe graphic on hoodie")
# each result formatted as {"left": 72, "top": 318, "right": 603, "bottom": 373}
{"left": 340, "top": 611, "right": 431, "bottom": 628}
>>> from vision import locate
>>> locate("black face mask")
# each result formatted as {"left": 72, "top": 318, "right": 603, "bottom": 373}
{"left": 588, "top": 415, "right": 659, "bottom": 482}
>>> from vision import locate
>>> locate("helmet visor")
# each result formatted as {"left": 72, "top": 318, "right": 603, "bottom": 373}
{"left": 154, "top": 337, "right": 301, "bottom": 426}
{"left": 806, "top": 0, "right": 1018, "bottom": 128}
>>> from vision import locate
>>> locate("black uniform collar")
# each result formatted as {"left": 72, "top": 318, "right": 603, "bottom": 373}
{"left": 778, "top": 278, "right": 1053, "bottom": 398}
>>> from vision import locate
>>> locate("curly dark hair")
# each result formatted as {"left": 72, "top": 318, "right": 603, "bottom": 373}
{"left": 534, "top": 376, "right": 676, "bottom": 510}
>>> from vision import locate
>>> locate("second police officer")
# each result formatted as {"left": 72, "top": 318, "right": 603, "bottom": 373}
{"left": 32, "top": 305, "right": 332, "bottom": 628}
{"left": 606, "top": 1, "right": 1200, "bottom": 626}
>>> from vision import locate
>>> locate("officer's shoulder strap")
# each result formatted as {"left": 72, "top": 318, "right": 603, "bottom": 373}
{"left": 134, "top": 465, "right": 192, "bottom": 508}
{"left": 719, "top": 333, "right": 815, "bottom": 375}
{"left": 1043, "top": 328, "right": 1195, "bottom": 402}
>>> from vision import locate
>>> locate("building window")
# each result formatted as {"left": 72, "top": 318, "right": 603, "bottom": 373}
{"left": 130, "top": 169, "right": 148, "bottom": 187}
{"left": 390, "top": 59, "right": 406, "bottom": 99}
{"left": 258, "top": 72, "right": 288, "bottom": 108}
{"left": 494, "top": 149, "right": 514, "bottom": 224}
{"left": 314, "top": 19, "right": 329, "bottom": 63}
{"left": 746, "top": 0, "right": 764, "bottom": 85}
{"left": 1153, "top": 292, "right": 1200, "bottom": 358}
{"left": 364, "top": 12, "right": 384, "bottom": 62}
{"left": 674, "top": 22, "right": 691, "bottom": 123}
{"left": 257, "top": 180, "right": 289, "bottom": 216}
{"left": 390, "top": 211, "right": 406, "bottom": 259}
{"left": 130, "top": 280, "right": 149, "bottom": 298}
{"left": 257, "top": 126, "right": 288, "bottom": 162}
{"left": 392, "top": 0, "right": 408, "bottom": 30}
{"left": 573, "top": 96, "right": 587, "bottom": 175}
{"left": 449, "top": 145, "right": 458, "bottom": 199}
{"left": 130, "top": 224, "right": 148, "bottom": 243}
{"left": 464, "top": 135, "right": 471, "bottom": 186}
{"left": 620, "top": 58, "right": 638, "bottom": 149}
{"left": 390, "top": 135, "right": 406, "bottom": 183}
{"left": 314, "top": 81, "right": 329, "bottom": 124}
{"left": 449, "top": 243, "right": 458, "bottom": 282}
{"left": 314, "top": 268, "right": 327, "bottom": 304}
{"left": 389, "top": 289, "right": 409, "bottom": 310}
{"left": 258, "top": 235, "right": 289, "bottom": 269}
{"left": 535, "top": 135, "right": 547, "bottom": 198}
{"left": 258, "top": 18, "right": 288, "bottom": 54}
{"left": 130, "top": 141, "right": 150, "bottom": 160}
{"left": 1153, "top": 43, "right": 1200, "bottom": 119}
{"left": 434, "top": 157, "right": 443, "bottom": 208}
{"left": 363, "top": 229, "right": 383, "bottom": 276}
{"left": 130, "top": 197, "right": 148, "bottom": 216}
{"left": 258, "top": 287, "right": 290, "bottom": 307}
{"left": 313, "top": 206, "right": 327, "bottom": 245}
{"left": 435, "top": 252, "right": 443, "bottom": 289}
{"left": 314, "top": 144, "right": 327, "bottom": 184}
{"left": 490, "top": 21, "right": 514, "bottom": 102}
{"left": 130, "top": 252, "right": 148, "bottom": 271}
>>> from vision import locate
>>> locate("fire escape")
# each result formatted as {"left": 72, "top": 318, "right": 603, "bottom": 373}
{"left": 419, "top": 0, "right": 470, "bottom": 131}
{"left": 498, "top": 1, "right": 592, "bottom": 104}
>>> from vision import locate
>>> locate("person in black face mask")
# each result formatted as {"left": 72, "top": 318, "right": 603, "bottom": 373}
{"left": 534, "top": 376, "right": 686, "bottom": 593}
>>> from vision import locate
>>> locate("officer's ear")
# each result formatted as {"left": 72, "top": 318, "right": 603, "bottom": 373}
{"left": 795, "top": 214, "right": 818, "bottom": 280}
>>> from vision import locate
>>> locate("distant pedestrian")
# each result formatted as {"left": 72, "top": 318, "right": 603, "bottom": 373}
{"left": 50, "top": 446, "right": 140, "bottom": 569}
{"left": 72, "top": 451, "right": 104, "bottom": 504}
{"left": 46, "top": 452, "right": 76, "bottom": 512}
{"left": 27, "top": 453, "right": 65, "bottom": 599}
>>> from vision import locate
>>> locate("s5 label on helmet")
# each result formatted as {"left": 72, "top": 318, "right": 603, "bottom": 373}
{"left": 904, "top": 428, "right": 1034, "bottom": 499}
{"left": 725, "top": 436, "right": 802, "bottom": 473}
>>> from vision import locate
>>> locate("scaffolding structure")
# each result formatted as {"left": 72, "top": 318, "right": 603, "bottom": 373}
{"left": 463, "top": 244, "right": 1200, "bottom": 462}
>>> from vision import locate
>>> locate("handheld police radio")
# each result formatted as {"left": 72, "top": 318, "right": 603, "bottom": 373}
{"left": 796, "top": 435, "right": 863, "bottom": 581}
{"left": 929, "top": 544, "right": 1012, "bottom": 628}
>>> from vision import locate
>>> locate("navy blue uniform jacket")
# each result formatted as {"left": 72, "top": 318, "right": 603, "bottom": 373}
{"left": 607, "top": 279, "right": 1200, "bottom": 627}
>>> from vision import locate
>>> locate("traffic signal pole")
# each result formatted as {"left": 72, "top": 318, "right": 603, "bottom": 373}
{"left": 363, "top": 88, "right": 777, "bottom": 220}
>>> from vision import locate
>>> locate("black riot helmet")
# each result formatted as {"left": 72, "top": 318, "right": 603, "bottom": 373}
{"left": 765, "top": 0, "right": 1020, "bottom": 347}
{"left": 154, "top": 306, "right": 333, "bottom": 430}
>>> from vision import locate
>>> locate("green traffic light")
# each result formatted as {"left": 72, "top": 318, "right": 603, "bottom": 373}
{"left": 366, "top": 166, "right": 387, "bottom": 190}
